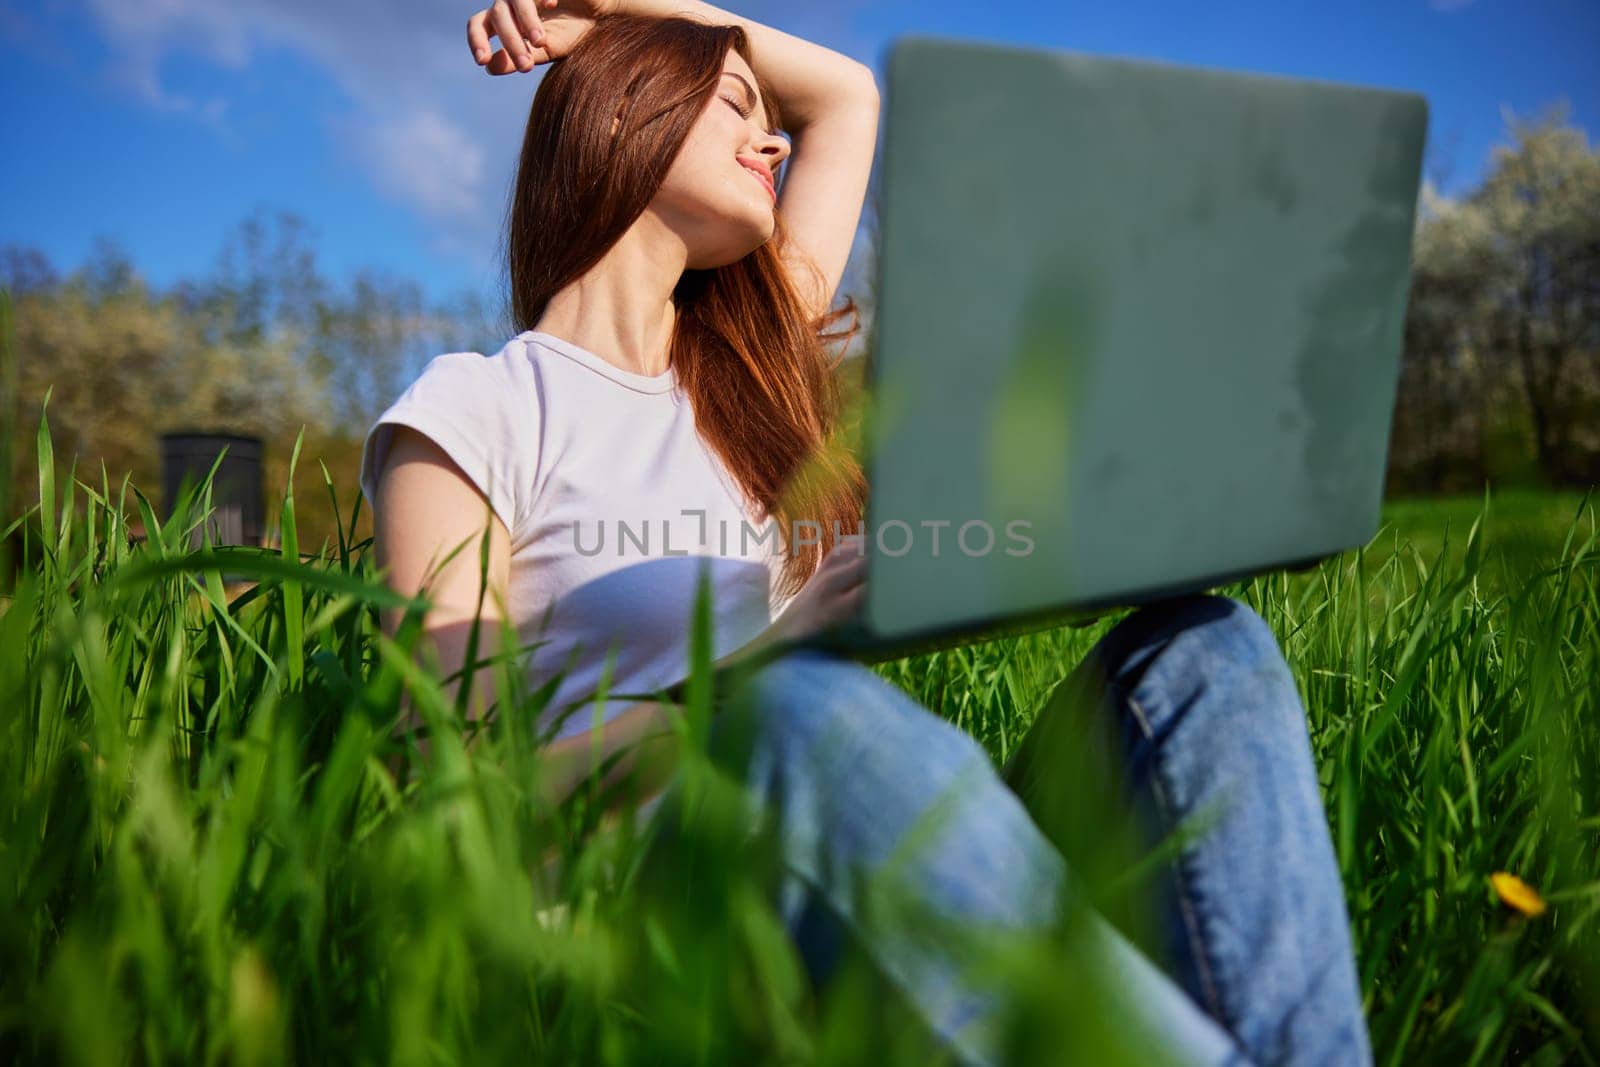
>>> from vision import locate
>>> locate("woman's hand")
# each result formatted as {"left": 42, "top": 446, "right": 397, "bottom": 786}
{"left": 466, "top": 0, "right": 619, "bottom": 74}
{"left": 767, "top": 538, "right": 867, "bottom": 645}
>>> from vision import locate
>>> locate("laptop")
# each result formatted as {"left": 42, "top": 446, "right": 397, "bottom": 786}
{"left": 785, "top": 35, "right": 1428, "bottom": 665}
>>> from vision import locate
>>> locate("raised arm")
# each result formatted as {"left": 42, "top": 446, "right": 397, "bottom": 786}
{"left": 467, "top": 0, "right": 879, "bottom": 322}
{"left": 643, "top": 0, "right": 878, "bottom": 320}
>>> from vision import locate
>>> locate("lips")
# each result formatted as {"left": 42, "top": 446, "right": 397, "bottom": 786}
{"left": 737, "top": 158, "right": 776, "bottom": 202}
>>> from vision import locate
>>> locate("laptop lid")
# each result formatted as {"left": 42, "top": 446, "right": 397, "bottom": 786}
{"left": 856, "top": 36, "right": 1428, "bottom": 644}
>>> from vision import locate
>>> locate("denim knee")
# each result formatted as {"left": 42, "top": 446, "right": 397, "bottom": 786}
{"left": 1182, "top": 596, "right": 1285, "bottom": 669}
{"left": 713, "top": 649, "right": 1018, "bottom": 883}
{"left": 730, "top": 649, "right": 885, "bottom": 723}
{"left": 1100, "top": 596, "right": 1295, "bottom": 712}
{"left": 719, "top": 649, "right": 989, "bottom": 783}
{"left": 1131, "top": 593, "right": 1280, "bottom": 657}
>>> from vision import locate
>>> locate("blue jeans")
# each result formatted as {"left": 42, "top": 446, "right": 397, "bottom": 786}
{"left": 648, "top": 595, "right": 1370, "bottom": 1066}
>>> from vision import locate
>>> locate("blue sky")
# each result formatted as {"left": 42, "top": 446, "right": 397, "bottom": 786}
{"left": 2, "top": 0, "right": 1595, "bottom": 312}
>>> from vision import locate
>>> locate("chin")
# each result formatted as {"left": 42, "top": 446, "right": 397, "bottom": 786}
{"left": 744, "top": 202, "right": 778, "bottom": 244}
{"left": 750, "top": 215, "right": 776, "bottom": 248}
{"left": 693, "top": 216, "right": 776, "bottom": 268}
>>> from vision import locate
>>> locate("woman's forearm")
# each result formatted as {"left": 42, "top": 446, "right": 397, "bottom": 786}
{"left": 623, "top": 0, "right": 877, "bottom": 128}
{"left": 536, "top": 697, "right": 683, "bottom": 808}
{"left": 397, "top": 622, "right": 783, "bottom": 809}
{"left": 385, "top": 592, "right": 693, "bottom": 806}
{"left": 537, "top": 616, "right": 797, "bottom": 807}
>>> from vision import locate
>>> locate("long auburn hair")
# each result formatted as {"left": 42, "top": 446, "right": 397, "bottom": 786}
{"left": 504, "top": 13, "right": 865, "bottom": 598}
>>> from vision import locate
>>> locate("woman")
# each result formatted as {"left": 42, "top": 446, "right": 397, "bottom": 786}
{"left": 361, "top": 3, "right": 1372, "bottom": 1064}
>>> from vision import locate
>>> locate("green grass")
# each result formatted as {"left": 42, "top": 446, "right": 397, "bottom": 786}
{"left": 1371, "top": 489, "right": 1595, "bottom": 596}
{"left": 2, "top": 393, "right": 1596, "bottom": 1066}
{"left": 879, "top": 487, "right": 1600, "bottom": 1064}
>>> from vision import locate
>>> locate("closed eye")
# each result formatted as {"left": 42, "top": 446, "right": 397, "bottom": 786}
{"left": 721, "top": 94, "right": 752, "bottom": 119}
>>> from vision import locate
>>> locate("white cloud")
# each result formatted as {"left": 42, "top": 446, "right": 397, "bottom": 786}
{"left": 81, "top": 0, "right": 530, "bottom": 252}
{"left": 86, "top": 0, "right": 249, "bottom": 123}
{"left": 343, "top": 107, "right": 488, "bottom": 223}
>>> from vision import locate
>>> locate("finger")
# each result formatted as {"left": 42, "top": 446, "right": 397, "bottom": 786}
{"left": 509, "top": 0, "right": 547, "bottom": 53}
{"left": 815, "top": 547, "right": 863, "bottom": 583}
{"left": 822, "top": 554, "right": 867, "bottom": 593}
{"left": 838, "top": 561, "right": 867, "bottom": 592}
{"left": 467, "top": 10, "right": 494, "bottom": 65}
{"left": 485, "top": 48, "right": 519, "bottom": 76}
{"left": 827, "top": 548, "right": 864, "bottom": 572}
{"left": 829, "top": 536, "right": 866, "bottom": 558}
{"left": 838, "top": 582, "right": 867, "bottom": 616}
{"left": 833, "top": 547, "right": 869, "bottom": 580}
{"left": 490, "top": 3, "right": 533, "bottom": 70}
{"left": 817, "top": 541, "right": 865, "bottom": 576}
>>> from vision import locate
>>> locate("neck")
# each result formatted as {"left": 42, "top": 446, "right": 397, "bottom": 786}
{"left": 533, "top": 209, "right": 687, "bottom": 378}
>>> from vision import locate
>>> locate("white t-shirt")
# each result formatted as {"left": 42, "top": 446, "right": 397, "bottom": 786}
{"left": 360, "top": 329, "right": 791, "bottom": 740}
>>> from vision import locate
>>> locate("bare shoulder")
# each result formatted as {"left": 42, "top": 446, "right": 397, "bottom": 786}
{"left": 373, "top": 427, "right": 512, "bottom": 621}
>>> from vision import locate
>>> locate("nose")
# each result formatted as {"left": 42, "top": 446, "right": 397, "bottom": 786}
{"left": 753, "top": 128, "right": 790, "bottom": 170}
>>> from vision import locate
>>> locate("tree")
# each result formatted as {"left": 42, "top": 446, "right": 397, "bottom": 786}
{"left": 1391, "top": 184, "right": 1496, "bottom": 491}
{"left": 193, "top": 208, "right": 330, "bottom": 351}
{"left": 1471, "top": 106, "right": 1600, "bottom": 484}
{"left": 311, "top": 269, "right": 433, "bottom": 432}
{"left": 1392, "top": 106, "right": 1600, "bottom": 490}
{"left": 2, "top": 209, "right": 497, "bottom": 551}
{"left": 8, "top": 249, "right": 333, "bottom": 515}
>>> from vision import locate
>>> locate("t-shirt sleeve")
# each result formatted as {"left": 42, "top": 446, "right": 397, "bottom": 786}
{"left": 359, "top": 351, "right": 541, "bottom": 538}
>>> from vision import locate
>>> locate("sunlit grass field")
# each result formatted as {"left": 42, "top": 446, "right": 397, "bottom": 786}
{"left": 2, "top": 387, "right": 1596, "bottom": 1066}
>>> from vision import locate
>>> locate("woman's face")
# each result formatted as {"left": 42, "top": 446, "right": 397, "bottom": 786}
{"left": 647, "top": 48, "right": 790, "bottom": 269}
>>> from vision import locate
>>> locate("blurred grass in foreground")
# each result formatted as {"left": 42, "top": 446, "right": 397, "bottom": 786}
{"left": 1, "top": 384, "right": 1595, "bottom": 1066}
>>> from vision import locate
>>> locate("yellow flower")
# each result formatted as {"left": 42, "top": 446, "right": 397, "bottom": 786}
{"left": 1490, "top": 871, "right": 1548, "bottom": 918}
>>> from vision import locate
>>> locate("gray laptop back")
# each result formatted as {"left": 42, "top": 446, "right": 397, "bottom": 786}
{"left": 861, "top": 36, "right": 1427, "bottom": 642}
